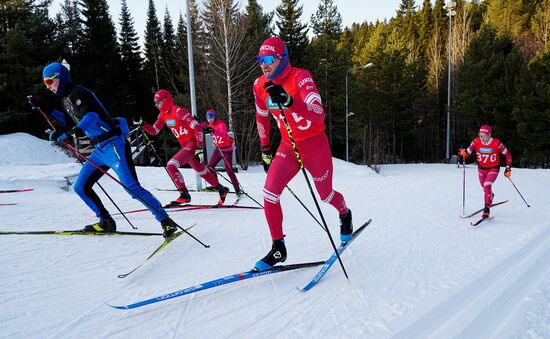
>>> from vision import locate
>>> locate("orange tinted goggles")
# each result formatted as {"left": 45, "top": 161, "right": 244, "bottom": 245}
{"left": 43, "top": 74, "right": 59, "bottom": 86}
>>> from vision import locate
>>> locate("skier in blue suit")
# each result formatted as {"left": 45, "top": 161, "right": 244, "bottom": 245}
{"left": 34, "top": 61, "right": 178, "bottom": 238}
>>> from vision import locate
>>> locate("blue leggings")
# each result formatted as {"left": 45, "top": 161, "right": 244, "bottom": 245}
{"left": 73, "top": 137, "right": 168, "bottom": 221}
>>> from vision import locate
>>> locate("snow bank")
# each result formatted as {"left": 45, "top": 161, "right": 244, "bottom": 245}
{"left": 0, "top": 132, "right": 73, "bottom": 165}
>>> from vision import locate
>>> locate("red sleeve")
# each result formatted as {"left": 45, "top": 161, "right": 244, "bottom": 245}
{"left": 465, "top": 139, "right": 476, "bottom": 158}
{"left": 216, "top": 120, "right": 229, "bottom": 137}
{"left": 291, "top": 69, "right": 325, "bottom": 123}
{"left": 254, "top": 81, "right": 270, "bottom": 148}
{"left": 498, "top": 141, "right": 512, "bottom": 167}
{"left": 177, "top": 107, "right": 203, "bottom": 146}
{"left": 141, "top": 113, "right": 165, "bottom": 135}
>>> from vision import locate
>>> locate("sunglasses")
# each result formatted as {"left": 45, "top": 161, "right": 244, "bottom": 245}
{"left": 43, "top": 73, "right": 59, "bottom": 86}
{"left": 154, "top": 99, "right": 164, "bottom": 105}
{"left": 479, "top": 133, "right": 489, "bottom": 138}
{"left": 256, "top": 55, "right": 281, "bottom": 65}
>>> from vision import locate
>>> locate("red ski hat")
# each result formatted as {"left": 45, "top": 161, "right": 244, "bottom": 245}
{"left": 258, "top": 37, "right": 286, "bottom": 57}
{"left": 479, "top": 124, "right": 491, "bottom": 136}
{"left": 154, "top": 89, "right": 174, "bottom": 112}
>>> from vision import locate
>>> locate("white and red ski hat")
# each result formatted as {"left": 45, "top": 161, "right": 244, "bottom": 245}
{"left": 479, "top": 124, "right": 491, "bottom": 136}
{"left": 258, "top": 37, "right": 286, "bottom": 57}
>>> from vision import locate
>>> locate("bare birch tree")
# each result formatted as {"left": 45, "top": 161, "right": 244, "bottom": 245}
{"left": 201, "top": 0, "right": 258, "bottom": 132}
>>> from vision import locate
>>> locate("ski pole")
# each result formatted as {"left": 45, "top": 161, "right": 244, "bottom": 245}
{"left": 276, "top": 102, "right": 349, "bottom": 281}
{"left": 211, "top": 146, "right": 263, "bottom": 208}
{"left": 462, "top": 160, "right": 466, "bottom": 215}
{"left": 29, "top": 96, "right": 137, "bottom": 229}
{"left": 62, "top": 141, "right": 210, "bottom": 247}
{"left": 31, "top": 101, "right": 209, "bottom": 247}
{"left": 285, "top": 185, "right": 322, "bottom": 228}
{"left": 507, "top": 176, "right": 530, "bottom": 207}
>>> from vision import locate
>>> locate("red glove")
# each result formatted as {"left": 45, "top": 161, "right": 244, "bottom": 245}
{"left": 458, "top": 149, "right": 468, "bottom": 158}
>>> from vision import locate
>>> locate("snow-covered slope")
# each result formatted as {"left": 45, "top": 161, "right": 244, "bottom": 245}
{"left": 0, "top": 133, "right": 548, "bottom": 338}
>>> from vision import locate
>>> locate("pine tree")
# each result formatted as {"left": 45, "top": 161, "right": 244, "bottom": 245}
{"left": 0, "top": 0, "right": 56, "bottom": 134}
{"left": 79, "top": 0, "right": 122, "bottom": 112}
{"left": 55, "top": 0, "right": 81, "bottom": 58}
{"left": 274, "top": 0, "right": 309, "bottom": 66}
{"left": 118, "top": 0, "right": 143, "bottom": 114}
{"left": 174, "top": 13, "right": 189, "bottom": 99}
{"left": 454, "top": 26, "right": 523, "bottom": 156}
{"left": 144, "top": 0, "right": 163, "bottom": 92}
{"left": 418, "top": 0, "right": 433, "bottom": 57}
{"left": 514, "top": 52, "right": 550, "bottom": 166}
{"left": 160, "top": 7, "right": 177, "bottom": 92}
{"left": 309, "top": 0, "right": 343, "bottom": 147}
{"left": 244, "top": 0, "right": 272, "bottom": 39}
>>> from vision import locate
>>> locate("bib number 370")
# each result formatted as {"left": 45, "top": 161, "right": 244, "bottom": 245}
{"left": 477, "top": 153, "right": 497, "bottom": 163}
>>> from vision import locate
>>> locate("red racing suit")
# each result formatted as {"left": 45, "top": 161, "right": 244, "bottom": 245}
{"left": 201, "top": 119, "right": 240, "bottom": 191}
{"left": 142, "top": 105, "right": 219, "bottom": 191}
{"left": 253, "top": 65, "right": 348, "bottom": 240}
{"left": 464, "top": 137, "right": 512, "bottom": 206}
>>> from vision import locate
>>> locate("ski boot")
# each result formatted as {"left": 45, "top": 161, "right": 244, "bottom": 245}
{"left": 83, "top": 215, "right": 117, "bottom": 233}
{"left": 216, "top": 184, "right": 230, "bottom": 205}
{"left": 339, "top": 209, "right": 353, "bottom": 243}
{"left": 254, "top": 239, "right": 287, "bottom": 271}
{"left": 160, "top": 217, "right": 178, "bottom": 239}
{"left": 170, "top": 187, "right": 191, "bottom": 205}
{"left": 482, "top": 205, "right": 490, "bottom": 219}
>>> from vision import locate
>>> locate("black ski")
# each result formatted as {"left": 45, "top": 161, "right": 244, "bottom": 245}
{"left": 470, "top": 216, "right": 494, "bottom": 227}
{"left": 0, "top": 188, "right": 33, "bottom": 194}
{"left": 460, "top": 200, "right": 508, "bottom": 219}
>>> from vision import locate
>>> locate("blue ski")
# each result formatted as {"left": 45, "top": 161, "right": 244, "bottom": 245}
{"left": 107, "top": 261, "right": 324, "bottom": 310}
{"left": 298, "top": 219, "right": 372, "bottom": 292}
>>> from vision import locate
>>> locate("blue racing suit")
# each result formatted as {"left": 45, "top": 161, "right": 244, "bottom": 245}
{"left": 54, "top": 83, "right": 168, "bottom": 221}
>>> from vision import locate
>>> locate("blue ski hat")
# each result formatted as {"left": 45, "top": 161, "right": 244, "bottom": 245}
{"left": 42, "top": 62, "right": 72, "bottom": 96}
{"left": 206, "top": 109, "right": 217, "bottom": 119}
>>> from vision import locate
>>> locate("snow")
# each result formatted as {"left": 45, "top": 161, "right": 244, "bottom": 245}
{"left": 0, "top": 132, "right": 549, "bottom": 338}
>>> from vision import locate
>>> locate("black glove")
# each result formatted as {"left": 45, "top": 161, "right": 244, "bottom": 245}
{"left": 261, "top": 146, "right": 273, "bottom": 173}
{"left": 27, "top": 95, "right": 42, "bottom": 110}
{"left": 203, "top": 126, "right": 213, "bottom": 134}
{"left": 27, "top": 95, "right": 53, "bottom": 115}
{"left": 264, "top": 81, "right": 293, "bottom": 107}
{"left": 132, "top": 116, "right": 143, "bottom": 126}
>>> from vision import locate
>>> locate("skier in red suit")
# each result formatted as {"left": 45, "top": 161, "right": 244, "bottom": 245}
{"left": 459, "top": 124, "right": 512, "bottom": 218}
{"left": 200, "top": 109, "right": 241, "bottom": 195}
{"left": 137, "top": 90, "right": 229, "bottom": 206}
{"left": 252, "top": 36, "right": 352, "bottom": 271}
